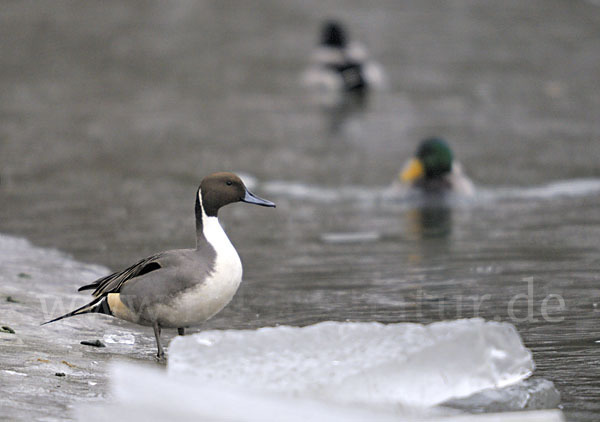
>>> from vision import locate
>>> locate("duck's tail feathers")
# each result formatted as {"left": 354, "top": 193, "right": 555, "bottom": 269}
{"left": 41, "top": 296, "right": 111, "bottom": 325}
{"left": 77, "top": 282, "right": 98, "bottom": 292}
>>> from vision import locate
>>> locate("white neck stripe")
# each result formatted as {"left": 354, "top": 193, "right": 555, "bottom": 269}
{"left": 198, "top": 189, "right": 207, "bottom": 220}
{"left": 198, "top": 189, "right": 231, "bottom": 250}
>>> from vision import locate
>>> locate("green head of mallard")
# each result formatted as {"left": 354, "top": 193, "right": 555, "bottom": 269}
{"left": 401, "top": 137, "right": 454, "bottom": 183}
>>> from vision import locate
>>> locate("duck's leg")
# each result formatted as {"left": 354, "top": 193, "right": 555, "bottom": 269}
{"left": 177, "top": 327, "right": 185, "bottom": 336}
{"left": 153, "top": 322, "right": 164, "bottom": 358}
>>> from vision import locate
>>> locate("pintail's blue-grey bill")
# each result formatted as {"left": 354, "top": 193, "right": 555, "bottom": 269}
{"left": 242, "top": 190, "right": 276, "bottom": 207}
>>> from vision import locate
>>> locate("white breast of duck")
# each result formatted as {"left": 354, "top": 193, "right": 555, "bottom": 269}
{"left": 156, "top": 195, "right": 243, "bottom": 328}
{"left": 303, "top": 43, "right": 385, "bottom": 91}
{"left": 179, "top": 216, "right": 242, "bottom": 325}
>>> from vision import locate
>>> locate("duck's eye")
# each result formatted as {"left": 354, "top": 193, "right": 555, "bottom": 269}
{"left": 226, "top": 180, "right": 233, "bottom": 186}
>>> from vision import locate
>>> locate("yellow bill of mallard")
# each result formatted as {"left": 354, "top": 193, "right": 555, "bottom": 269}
{"left": 400, "top": 158, "right": 425, "bottom": 183}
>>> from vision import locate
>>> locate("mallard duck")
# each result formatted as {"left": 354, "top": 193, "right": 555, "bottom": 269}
{"left": 399, "top": 137, "right": 474, "bottom": 196}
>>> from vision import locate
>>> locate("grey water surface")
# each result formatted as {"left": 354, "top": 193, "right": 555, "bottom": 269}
{"left": 1, "top": 1, "right": 600, "bottom": 421}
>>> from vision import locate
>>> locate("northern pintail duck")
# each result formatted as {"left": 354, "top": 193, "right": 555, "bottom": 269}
{"left": 44, "top": 172, "right": 275, "bottom": 358}
{"left": 398, "top": 138, "right": 474, "bottom": 196}
{"left": 303, "top": 20, "right": 385, "bottom": 92}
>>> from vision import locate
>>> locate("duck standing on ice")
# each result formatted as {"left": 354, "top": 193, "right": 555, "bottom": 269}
{"left": 44, "top": 172, "right": 275, "bottom": 359}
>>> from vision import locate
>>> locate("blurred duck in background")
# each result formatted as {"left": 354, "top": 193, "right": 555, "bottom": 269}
{"left": 303, "top": 20, "right": 385, "bottom": 93}
{"left": 397, "top": 137, "right": 475, "bottom": 196}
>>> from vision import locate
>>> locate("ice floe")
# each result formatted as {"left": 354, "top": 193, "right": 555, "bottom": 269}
{"left": 81, "top": 319, "right": 562, "bottom": 421}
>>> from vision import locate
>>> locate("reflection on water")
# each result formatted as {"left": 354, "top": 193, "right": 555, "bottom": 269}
{"left": 321, "top": 90, "right": 369, "bottom": 134}
{"left": 402, "top": 203, "right": 453, "bottom": 269}
{"left": 405, "top": 205, "right": 453, "bottom": 240}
